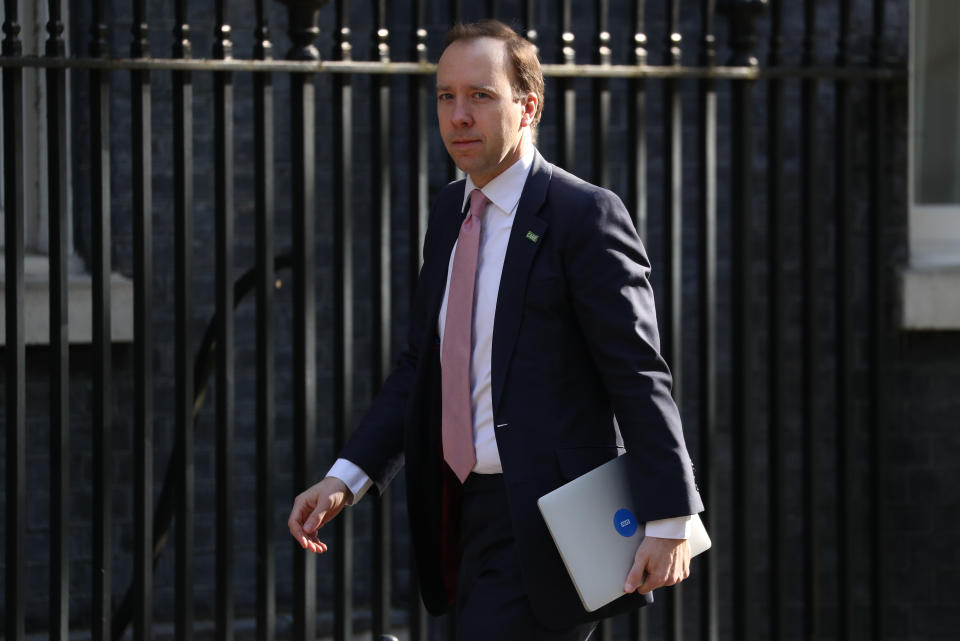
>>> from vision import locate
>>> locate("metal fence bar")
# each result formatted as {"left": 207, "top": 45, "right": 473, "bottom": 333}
{"left": 626, "top": 0, "right": 648, "bottom": 247}
{"left": 333, "top": 3, "right": 355, "bottom": 639}
{"left": 371, "top": 2, "right": 393, "bottom": 638}
{"left": 285, "top": 5, "right": 319, "bottom": 640}
{"left": 2, "top": 3, "right": 26, "bottom": 640}
{"left": 834, "top": 2, "right": 855, "bottom": 638}
{"left": 626, "top": 5, "right": 648, "bottom": 639}
{"left": 696, "top": 1, "right": 718, "bottom": 640}
{"left": 130, "top": 2, "right": 154, "bottom": 640}
{"left": 213, "top": 4, "right": 236, "bottom": 639}
{"left": 443, "top": 3, "right": 458, "bottom": 186}
{"left": 253, "top": 3, "right": 276, "bottom": 641}
{"left": 45, "top": 1, "right": 70, "bottom": 639}
{"left": 868, "top": 7, "right": 887, "bottom": 641}
{"left": 409, "top": 1, "right": 429, "bottom": 287}
{"left": 0, "top": 54, "right": 904, "bottom": 80}
{"left": 765, "top": 1, "right": 786, "bottom": 640}
{"left": 868, "top": 12, "right": 888, "bottom": 641}
{"left": 662, "top": 0, "right": 683, "bottom": 416}
{"left": 725, "top": 3, "right": 764, "bottom": 640}
{"left": 407, "top": 5, "right": 430, "bottom": 640}
{"left": 591, "top": 0, "right": 611, "bottom": 187}
{"left": 556, "top": 0, "right": 575, "bottom": 170}
{"left": 87, "top": 4, "right": 114, "bottom": 640}
{"left": 800, "top": 1, "right": 821, "bottom": 637}
{"left": 523, "top": 0, "right": 536, "bottom": 48}
{"left": 172, "top": 4, "right": 195, "bottom": 640}
{"left": 662, "top": 1, "right": 685, "bottom": 637}
{"left": 628, "top": 611, "right": 649, "bottom": 641}
{"left": 444, "top": 0, "right": 460, "bottom": 187}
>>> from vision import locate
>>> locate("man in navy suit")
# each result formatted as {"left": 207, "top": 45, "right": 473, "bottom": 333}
{"left": 288, "top": 19, "right": 703, "bottom": 641}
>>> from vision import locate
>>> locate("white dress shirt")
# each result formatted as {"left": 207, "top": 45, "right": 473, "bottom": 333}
{"left": 328, "top": 148, "right": 692, "bottom": 539}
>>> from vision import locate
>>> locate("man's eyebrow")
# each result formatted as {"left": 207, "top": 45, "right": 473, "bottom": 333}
{"left": 435, "top": 83, "right": 499, "bottom": 94}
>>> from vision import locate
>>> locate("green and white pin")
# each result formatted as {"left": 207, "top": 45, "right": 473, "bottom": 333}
{"left": 525, "top": 231, "right": 540, "bottom": 243}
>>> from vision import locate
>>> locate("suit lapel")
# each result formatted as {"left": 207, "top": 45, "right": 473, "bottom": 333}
{"left": 491, "top": 152, "right": 552, "bottom": 414}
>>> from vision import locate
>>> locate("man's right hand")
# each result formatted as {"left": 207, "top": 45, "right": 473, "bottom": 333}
{"left": 287, "top": 476, "right": 353, "bottom": 554}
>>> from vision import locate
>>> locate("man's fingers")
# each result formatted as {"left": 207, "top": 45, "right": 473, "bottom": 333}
{"left": 289, "top": 504, "right": 330, "bottom": 555}
{"left": 637, "top": 566, "right": 670, "bottom": 594}
{"left": 288, "top": 478, "right": 352, "bottom": 556}
{"left": 287, "top": 482, "right": 347, "bottom": 555}
{"left": 304, "top": 536, "right": 328, "bottom": 554}
{"left": 625, "top": 536, "right": 692, "bottom": 594}
{"left": 305, "top": 505, "right": 328, "bottom": 534}
{"left": 635, "top": 559, "right": 690, "bottom": 594}
{"left": 287, "top": 496, "right": 311, "bottom": 540}
{"left": 624, "top": 555, "right": 649, "bottom": 593}
{"left": 287, "top": 489, "right": 324, "bottom": 553}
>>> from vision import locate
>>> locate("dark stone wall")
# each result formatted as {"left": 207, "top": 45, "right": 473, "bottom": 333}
{"left": 2, "top": 1, "right": 958, "bottom": 640}
{"left": 884, "top": 332, "right": 960, "bottom": 641}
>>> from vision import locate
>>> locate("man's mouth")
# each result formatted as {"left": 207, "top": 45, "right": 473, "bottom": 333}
{"left": 451, "top": 138, "right": 480, "bottom": 148}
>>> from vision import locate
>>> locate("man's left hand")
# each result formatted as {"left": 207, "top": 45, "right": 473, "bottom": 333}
{"left": 624, "top": 536, "right": 690, "bottom": 595}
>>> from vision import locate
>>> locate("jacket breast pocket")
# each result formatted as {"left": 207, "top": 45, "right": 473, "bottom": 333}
{"left": 521, "top": 251, "right": 569, "bottom": 313}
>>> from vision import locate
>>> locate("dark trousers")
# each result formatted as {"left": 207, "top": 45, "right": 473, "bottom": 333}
{"left": 454, "top": 473, "right": 596, "bottom": 641}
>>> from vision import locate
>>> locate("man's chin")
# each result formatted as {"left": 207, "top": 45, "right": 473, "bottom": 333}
{"left": 447, "top": 156, "right": 473, "bottom": 175}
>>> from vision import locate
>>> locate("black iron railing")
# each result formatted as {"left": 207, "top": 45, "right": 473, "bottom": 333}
{"left": 2, "top": 1, "right": 902, "bottom": 640}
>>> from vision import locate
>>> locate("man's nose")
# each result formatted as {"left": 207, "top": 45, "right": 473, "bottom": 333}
{"left": 451, "top": 98, "right": 472, "bottom": 127}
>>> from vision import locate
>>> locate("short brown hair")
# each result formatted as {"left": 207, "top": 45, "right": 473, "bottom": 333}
{"left": 443, "top": 20, "right": 545, "bottom": 128}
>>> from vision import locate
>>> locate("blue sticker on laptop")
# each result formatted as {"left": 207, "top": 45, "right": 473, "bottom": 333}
{"left": 613, "top": 509, "right": 639, "bottom": 537}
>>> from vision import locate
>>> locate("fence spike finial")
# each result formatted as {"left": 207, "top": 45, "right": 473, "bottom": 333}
{"left": 3, "top": 7, "right": 22, "bottom": 57}
{"left": 721, "top": 0, "right": 767, "bottom": 67}
{"left": 278, "top": 0, "right": 330, "bottom": 61}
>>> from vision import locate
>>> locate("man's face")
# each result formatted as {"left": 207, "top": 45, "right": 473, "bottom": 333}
{"left": 436, "top": 37, "right": 534, "bottom": 187}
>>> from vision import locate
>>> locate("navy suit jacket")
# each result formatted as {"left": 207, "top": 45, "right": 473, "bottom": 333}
{"left": 340, "top": 151, "right": 703, "bottom": 629}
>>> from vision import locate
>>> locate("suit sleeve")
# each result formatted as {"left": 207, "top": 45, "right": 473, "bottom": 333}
{"left": 562, "top": 188, "right": 703, "bottom": 521}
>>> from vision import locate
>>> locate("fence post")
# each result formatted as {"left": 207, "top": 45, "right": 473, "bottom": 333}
{"left": 277, "top": 3, "right": 328, "bottom": 640}
{"left": 332, "top": 2, "right": 356, "bottom": 639}
{"left": 799, "top": 2, "right": 821, "bottom": 638}
{"left": 720, "top": 2, "right": 766, "bottom": 641}
{"left": 697, "top": 1, "right": 719, "bottom": 639}
{"left": 253, "top": 2, "right": 277, "bottom": 640}
{"left": 87, "top": 3, "right": 114, "bottom": 640}
{"left": 130, "top": 4, "right": 155, "bottom": 639}
{"left": 765, "top": 1, "right": 786, "bottom": 640}
{"left": 45, "top": 1, "right": 71, "bottom": 639}
{"left": 172, "top": 3, "right": 196, "bottom": 639}
{"left": 370, "top": 2, "right": 394, "bottom": 638}
{"left": 2, "top": 6, "right": 26, "bottom": 639}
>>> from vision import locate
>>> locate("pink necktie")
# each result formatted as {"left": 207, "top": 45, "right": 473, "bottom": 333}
{"left": 441, "top": 188, "right": 489, "bottom": 483}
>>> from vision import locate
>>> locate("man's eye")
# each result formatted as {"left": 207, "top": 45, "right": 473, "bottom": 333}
{"left": 437, "top": 93, "right": 452, "bottom": 101}
{"left": 473, "top": 92, "right": 490, "bottom": 100}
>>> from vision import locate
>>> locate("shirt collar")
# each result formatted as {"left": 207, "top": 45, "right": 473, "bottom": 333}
{"left": 461, "top": 145, "right": 536, "bottom": 215}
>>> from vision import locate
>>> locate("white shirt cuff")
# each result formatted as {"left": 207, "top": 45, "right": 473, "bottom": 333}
{"left": 326, "top": 458, "right": 374, "bottom": 505}
{"left": 644, "top": 515, "right": 693, "bottom": 539}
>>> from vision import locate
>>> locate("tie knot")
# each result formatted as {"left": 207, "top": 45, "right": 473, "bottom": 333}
{"left": 469, "top": 188, "right": 489, "bottom": 220}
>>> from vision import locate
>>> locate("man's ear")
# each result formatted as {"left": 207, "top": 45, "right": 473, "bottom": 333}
{"left": 520, "top": 92, "right": 538, "bottom": 127}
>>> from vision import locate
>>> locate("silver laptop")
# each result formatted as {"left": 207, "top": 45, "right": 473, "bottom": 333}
{"left": 537, "top": 454, "right": 711, "bottom": 612}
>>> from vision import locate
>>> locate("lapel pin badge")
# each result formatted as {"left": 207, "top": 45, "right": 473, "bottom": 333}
{"left": 525, "top": 231, "right": 540, "bottom": 243}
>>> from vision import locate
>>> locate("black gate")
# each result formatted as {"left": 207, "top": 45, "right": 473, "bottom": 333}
{"left": 2, "top": 1, "right": 902, "bottom": 640}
